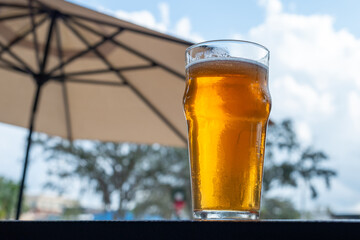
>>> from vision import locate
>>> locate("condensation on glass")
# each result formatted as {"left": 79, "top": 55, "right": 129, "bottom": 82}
{"left": 183, "top": 40, "right": 271, "bottom": 220}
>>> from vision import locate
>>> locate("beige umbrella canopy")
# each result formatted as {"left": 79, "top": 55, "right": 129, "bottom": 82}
{"left": 0, "top": 0, "right": 191, "bottom": 219}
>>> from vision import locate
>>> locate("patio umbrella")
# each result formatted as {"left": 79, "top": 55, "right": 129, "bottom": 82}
{"left": 0, "top": 0, "right": 192, "bottom": 219}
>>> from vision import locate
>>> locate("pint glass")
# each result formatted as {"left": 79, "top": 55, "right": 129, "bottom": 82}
{"left": 183, "top": 40, "right": 271, "bottom": 220}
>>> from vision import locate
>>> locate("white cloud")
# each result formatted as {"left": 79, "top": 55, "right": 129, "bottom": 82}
{"left": 245, "top": 0, "right": 360, "bottom": 212}
{"left": 94, "top": 2, "right": 203, "bottom": 43}
{"left": 114, "top": 3, "right": 169, "bottom": 33}
{"left": 348, "top": 91, "right": 360, "bottom": 132}
{"left": 259, "top": 0, "right": 282, "bottom": 15}
{"left": 272, "top": 75, "right": 334, "bottom": 117}
{"left": 249, "top": 0, "right": 360, "bottom": 91}
{"left": 353, "top": 202, "right": 360, "bottom": 213}
{"left": 243, "top": 0, "right": 360, "bottom": 129}
{"left": 174, "top": 18, "right": 190, "bottom": 38}
{"left": 316, "top": 179, "right": 360, "bottom": 213}
{"left": 295, "top": 121, "right": 312, "bottom": 144}
{"left": 174, "top": 17, "right": 204, "bottom": 43}
{"left": 158, "top": 2, "right": 170, "bottom": 27}
{"left": 73, "top": 1, "right": 171, "bottom": 33}
{"left": 231, "top": 33, "right": 244, "bottom": 40}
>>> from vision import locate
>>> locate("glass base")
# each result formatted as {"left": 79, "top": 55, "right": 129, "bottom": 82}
{"left": 193, "top": 210, "right": 259, "bottom": 220}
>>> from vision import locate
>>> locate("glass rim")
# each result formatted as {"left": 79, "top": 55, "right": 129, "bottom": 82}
{"left": 186, "top": 39, "right": 270, "bottom": 55}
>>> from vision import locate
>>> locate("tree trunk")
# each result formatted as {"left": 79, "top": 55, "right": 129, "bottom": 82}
{"left": 116, "top": 190, "right": 125, "bottom": 219}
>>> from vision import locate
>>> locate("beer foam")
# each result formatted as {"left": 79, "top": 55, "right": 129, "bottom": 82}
{"left": 186, "top": 57, "right": 268, "bottom": 71}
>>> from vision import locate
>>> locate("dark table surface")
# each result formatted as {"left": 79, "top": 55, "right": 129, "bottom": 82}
{"left": 1, "top": 220, "right": 360, "bottom": 240}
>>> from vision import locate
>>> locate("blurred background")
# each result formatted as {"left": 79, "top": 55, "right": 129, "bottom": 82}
{"left": 1, "top": 0, "right": 359, "bottom": 220}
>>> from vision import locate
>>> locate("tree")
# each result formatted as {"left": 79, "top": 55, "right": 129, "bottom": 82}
{"left": 261, "top": 197, "right": 301, "bottom": 219}
{"left": 35, "top": 136, "right": 190, "bottom": 219}
{"left": 0, "top": 176, "right": 19, "bottom": 219}
{"left": 263, "top": 119, "right": 336, "bottom": 198}
{"left": 260, "top": 119, "right": 337, "bottom": 219}
{"left": 35, "top": 118, "right": 336, "bottom": 220}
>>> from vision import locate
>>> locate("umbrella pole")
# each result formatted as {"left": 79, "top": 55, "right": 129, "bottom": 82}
{"left": 15, "top": 83, "right": 42, "bottom": 220}
{"left": 15, "top": 9, "right": 56, "bottom": 220}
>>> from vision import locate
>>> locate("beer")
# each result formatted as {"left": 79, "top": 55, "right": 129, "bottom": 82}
{"left": 183, "top": 58, "right": 271, "bottom": 215}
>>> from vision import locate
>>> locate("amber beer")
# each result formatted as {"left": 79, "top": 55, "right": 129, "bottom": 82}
{"left": 183, "top": 44, "right": 271, "bottom": 220}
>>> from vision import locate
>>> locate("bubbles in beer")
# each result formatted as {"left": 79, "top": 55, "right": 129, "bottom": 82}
{"left": 183, "top": 59, "right": 271, "bottom": 212}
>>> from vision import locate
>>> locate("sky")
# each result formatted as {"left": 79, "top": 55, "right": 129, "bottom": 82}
{"left": 1, "top": 0, "right": 360, "bottom": 216}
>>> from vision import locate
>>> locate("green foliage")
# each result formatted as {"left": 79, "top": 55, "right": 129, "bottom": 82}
{"left": 34, "top": 118, "right": 336, "bottom": 220}
{"left": 35, "top": 136, "right": 190, "bottom": 219}
{"left": 62, "top": 206, "right": 84, "bottom": 219}
{"left": 263, "top": 119, "right": 337, "bottom": 199}
{"left": 0, "top": 176, "right": 19, "bottom": 219}
{"left": 260, "top": 197, "right": 301, "bottom": 219}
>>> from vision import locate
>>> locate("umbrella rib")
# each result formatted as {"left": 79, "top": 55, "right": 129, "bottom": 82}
{"left": 0, "top": 55, "right": 27, "bottom": 72}
{"left": 47, "top": 21, "right": 124, "bottom": 76}
{"left": 0, "top": 12, "right": 40, "bottom": 22}
{"left": 51, "top": 64, "right": 156, "bottom": 79}
{"left": 113, "top": 40, "right": 185, "bottom": 81}
{"left": 6, "top": 0, "right": 191, "bottom": 46}
{"left": 0, "top": 3, "right": 34, "bottom": 9}
{"left": 61, "top": 18, "right": 125, "bottom": 83}
{"left": 55, "top": 15, "right": 73, "bottom": 142}
{"left": 0, "top": 41, "right": 34, "bottom": 74}
{"left": 28, "top": 0, "right": 42, "bottom": 70}
{"left": 40, "top": 11, "right": 57, "bottom": 73}
{"left": 0, "top": 12, "right": 48, "bottom": 74}
{"left": 0, "top": 1, "right": 190, "bottom": 46}
{"left": 33, "top": 0, "right": 53, "bottom": 11}
{"left": 62, "top": 82, "right": 73, "bottom": 141}
{"left": 64, "top": 18, "right": 187, "bottom": 144}
{"left": 64, "top": 78, "right": 127, "bottom": 87}
{"left": 0, "top": 14, "right": 47, "bottom": 57}
{"left": 0, "top": 62, "right": 28, "bottom": 74}
{"left": 120, "top": 72, "right": 188, "bottom": 144}
{"left": 70, "top": 17, "right": 185, "bottom": 81}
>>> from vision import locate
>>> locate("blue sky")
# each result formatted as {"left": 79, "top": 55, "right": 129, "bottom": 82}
{"left": 71, "top": 0, "right": 360, "bottom": 40}
{"left": 1, "top": 0, "right": 360, "bottom": 216}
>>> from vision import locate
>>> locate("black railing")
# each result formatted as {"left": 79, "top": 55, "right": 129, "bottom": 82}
{"left": 0, "top": 220, "right": 360, "bottom": 240}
